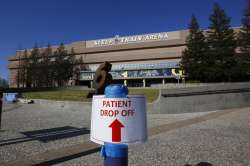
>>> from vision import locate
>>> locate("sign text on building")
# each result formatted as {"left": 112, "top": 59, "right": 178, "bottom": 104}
{"left": 94, "top": 32, "right": 168, "bottom": 46}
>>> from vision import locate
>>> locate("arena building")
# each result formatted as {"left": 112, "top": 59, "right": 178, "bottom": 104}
{"left": 8, "top": 29, "right": 189, "bottom": 88}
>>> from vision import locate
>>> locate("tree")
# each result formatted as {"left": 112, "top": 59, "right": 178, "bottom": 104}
{"left": 0, "top": 77, "right": 8, "bottom": 88}
{"left": 54, "top": 43, "right": 72, "bottom": 86}
{"left": 181, "top": 15, "right": 208, "bottom": 81}
{"left": 239, "top": 0, "right": 250, "bottom": 53}
{"left": 69, "top": 48, "right": 79, "bottom": 85}
{"left": 14, "top": 43, "right": 78, "bottom": 88}
{"left": 29, "top": 44, "right": 41, "bottom": 87}
{"left": 74, "top": 55, "right": 85, "bottom": 86}
{"left": 68, "top": 48, "right": 76, "bottom": 74}
{"left": 238, "top": 0, "right": 250, "bottom": 80}
{"left": 19, "top": 49, "right": 29, "bottom": 87}
{"left": 207, "top": 3, "right": 236, "bottom": 82}
{"left": 41, "top": 44, "right": 53, "bottom": 87}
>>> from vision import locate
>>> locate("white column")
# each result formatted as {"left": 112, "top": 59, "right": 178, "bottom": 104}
{"left": 162, "top": 79, "right": 165, "bottom": 85}
{"left": 143, "top": 79, "right": 146, "bottom": 87}
{"left": 90, "top": 81, "right": 93, "bottom": 88}
{"left": 124, "top": 80, "right": 127, "bottom": 86}
{"left": 182, "top": 77, "right": 185, "bottom": 84}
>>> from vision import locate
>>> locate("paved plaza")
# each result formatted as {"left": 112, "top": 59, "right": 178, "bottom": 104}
{"left": 0, "top": 102, "right": 250, "bottom": 166}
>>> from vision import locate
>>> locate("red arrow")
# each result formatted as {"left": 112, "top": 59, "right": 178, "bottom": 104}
{"left": 109, "top": 119, "right": 125, "bottom": 142}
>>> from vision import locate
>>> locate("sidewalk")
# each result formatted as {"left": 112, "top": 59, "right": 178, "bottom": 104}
{"left": 1, "top": 104, "right": 250, "bottom": 165}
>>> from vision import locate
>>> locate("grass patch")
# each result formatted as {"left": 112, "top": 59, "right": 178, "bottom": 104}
{"left": 23, "top": 88, "right": 159, "bottom": 103}
{"left": 23, "top": 90, "right": 92, "bottom": 102}
{"left": 128, "top": 88, "right": 159, "bottom": 103}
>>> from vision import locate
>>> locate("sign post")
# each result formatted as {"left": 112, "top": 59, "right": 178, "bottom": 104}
{"left": 90, "top": 84, "right": 147, "bottom": 166}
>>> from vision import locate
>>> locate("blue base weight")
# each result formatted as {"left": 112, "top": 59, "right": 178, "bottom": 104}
{"left": 101, "top": 143, "right": 128, "bottom": 166}
{"left": 104, "top": 157, "right": 128, "bottom": 166}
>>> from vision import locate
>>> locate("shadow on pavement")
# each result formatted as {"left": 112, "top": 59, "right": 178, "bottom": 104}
{"left": 185, "top": 162, "right": 213, "bottom": 166}
{"left": 33, "top": 147, "right": 101, "bottom": 166}
{"left": 0, "top": 126, "right": 90, "bottom": 146}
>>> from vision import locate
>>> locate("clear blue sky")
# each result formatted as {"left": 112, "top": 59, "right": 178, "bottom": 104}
{"left": 0, "top": 0, "right": 247, "bottom": 80}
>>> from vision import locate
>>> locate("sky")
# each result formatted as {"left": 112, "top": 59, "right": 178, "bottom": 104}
{"left": 0, "top": 0, "right": 247, "bottom": 80}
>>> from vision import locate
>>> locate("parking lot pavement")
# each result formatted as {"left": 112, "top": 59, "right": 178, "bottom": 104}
{"left": 0, "top": 103, "right": 91, "bottom": 163}
{"left": 0, "top": 103, "right": 209, "bottom": 163}
{"left": 55, "top": 107, "right": 250, "bottom": 166}
{"left": 128, "top": 107, "right": 250, "bottom": 166}
{"left": 1, "top": 103, "right": 250, "bottom": 165}
{"left": 2, "top": 100, "right": 21, "bottom": 112}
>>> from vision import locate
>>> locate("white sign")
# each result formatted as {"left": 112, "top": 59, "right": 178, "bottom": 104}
{"left": 90, "top": 95, "right": 147, "bottom": 145}
{"left": 94, "top": 32, "right": 168, "bottom": 46}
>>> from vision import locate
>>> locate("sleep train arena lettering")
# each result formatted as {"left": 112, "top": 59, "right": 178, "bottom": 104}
{"left": 94, "top": 33, "right": 168, "bottom": 46}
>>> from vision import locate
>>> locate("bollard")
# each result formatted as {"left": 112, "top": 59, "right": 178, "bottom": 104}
{"left": 101, "top": 143, "right": 128, "bottom": 166}
{"left": 90, "top": 84, "right": 147, "bottom": 166}
{"left": 0, "top": 92, "right": 3, "bottom": 129}
{"left": 101, "top": 84, "right": 129, "bottom": 166}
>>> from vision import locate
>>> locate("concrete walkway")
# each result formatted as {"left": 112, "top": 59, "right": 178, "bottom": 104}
{"left": 0, "top": 104, "right": 250, "bottom": 165}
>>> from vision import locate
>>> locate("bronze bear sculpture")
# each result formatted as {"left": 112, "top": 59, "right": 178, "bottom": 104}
{"left": 93, "top": 61, "right": 113, "bottom": 94}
